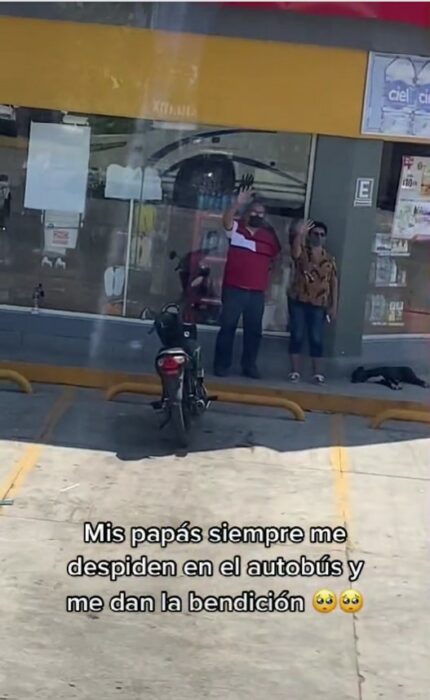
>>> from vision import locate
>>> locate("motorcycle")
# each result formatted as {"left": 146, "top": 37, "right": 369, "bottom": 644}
{"left": 168, "top": 249, "right": 221, "bottom": 325}
{"left": 140, "top": 249, "right": 214, "bottom": 324}
{"left": 147, "top": 302, "right": 215, "bottom": 447}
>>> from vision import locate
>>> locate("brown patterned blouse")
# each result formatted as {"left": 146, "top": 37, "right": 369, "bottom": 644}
{"left": 289, "top": 246, "right": 337, "bottom": 307}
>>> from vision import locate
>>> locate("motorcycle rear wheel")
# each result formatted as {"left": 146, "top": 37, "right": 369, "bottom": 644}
{"left": 171, "top": 402, "right": 191, "bottom": 448}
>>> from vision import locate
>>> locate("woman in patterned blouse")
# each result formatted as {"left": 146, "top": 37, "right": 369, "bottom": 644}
{"left": 288, "top": 219, "right": 338, "bottom": 384}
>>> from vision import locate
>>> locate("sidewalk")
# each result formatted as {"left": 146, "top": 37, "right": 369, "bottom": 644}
{"left": 1, "top": 347, "right": 430, "bottom": 421}
{"left": 1, "top": 307, "right": 429, "bottom": 414}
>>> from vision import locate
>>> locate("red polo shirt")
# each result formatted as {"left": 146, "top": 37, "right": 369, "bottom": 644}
{"left": 223, "top": 219, "right": 281, "bottom": 292}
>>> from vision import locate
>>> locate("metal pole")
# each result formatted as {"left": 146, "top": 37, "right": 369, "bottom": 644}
{"left": 304, "top": 134, "right": 317, "bottom": 218}
{"left": 122, "top": 198, "right": 134, "bottom": 316}
{"left": 122, "top": 126, "right": 147, "bottom": 316}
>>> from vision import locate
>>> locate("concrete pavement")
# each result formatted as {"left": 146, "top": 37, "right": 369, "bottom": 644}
{"left": 0, "top": 385, "right": 429, "bottom": 699}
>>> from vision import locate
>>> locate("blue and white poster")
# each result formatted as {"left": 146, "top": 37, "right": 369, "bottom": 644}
{"left": 362, "top": 52, "right": 430, "bottom": 139}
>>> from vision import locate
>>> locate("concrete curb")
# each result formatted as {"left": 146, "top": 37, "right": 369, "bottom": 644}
{"left": 1, "top": 360, "right": 430, "bottom": 419}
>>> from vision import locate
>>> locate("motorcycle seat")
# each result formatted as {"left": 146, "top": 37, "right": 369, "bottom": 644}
{"left": 159, "top": 346, "right": 189, "bottom": 355}
{"left": 183, "top": 322, "right": 197, "bottom": 340}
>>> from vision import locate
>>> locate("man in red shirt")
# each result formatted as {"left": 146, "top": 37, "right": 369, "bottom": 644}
{"left": 213, "top": 182, "right": 281, "bottom": 378}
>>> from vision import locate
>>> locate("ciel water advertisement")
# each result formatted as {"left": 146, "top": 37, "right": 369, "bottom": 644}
{"left": 362, "top": 52, "right": 430, "bottom": 138}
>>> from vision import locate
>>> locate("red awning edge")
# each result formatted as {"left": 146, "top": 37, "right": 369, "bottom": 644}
{"left": 224, "top": 2, "right": 430, "bottom": 29}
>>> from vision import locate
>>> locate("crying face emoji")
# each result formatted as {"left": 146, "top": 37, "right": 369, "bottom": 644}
{"left": 339, "top": 589, "right": 363, "bottom": 613}
{"left": 312, "top": 589, "right": 337, "bottom": 613}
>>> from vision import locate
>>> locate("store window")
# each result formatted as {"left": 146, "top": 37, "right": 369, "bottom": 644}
{"left": 365, "top": 142, "right": 430, "bottom": 334}
{"left": 0, "top": 105, "right": 312, "bottom": 332}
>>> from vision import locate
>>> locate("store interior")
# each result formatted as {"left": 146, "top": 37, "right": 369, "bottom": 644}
{"left": 1, "top": 105, "right": 430, "bottom": 340}
{"left": 367, "top": 141, "right": 430, "bottom": 334}
{"left": 0, "top": 106, "right": 310, "bottom": 333}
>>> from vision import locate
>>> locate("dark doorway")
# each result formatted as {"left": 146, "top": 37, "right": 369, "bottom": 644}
{"left": 173, "top": 154, "right": 235, "bottom": 209}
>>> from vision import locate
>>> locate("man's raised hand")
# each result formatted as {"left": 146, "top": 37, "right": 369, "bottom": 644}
{"left": 236, "top": 173, "right": 255, "bottom": 207}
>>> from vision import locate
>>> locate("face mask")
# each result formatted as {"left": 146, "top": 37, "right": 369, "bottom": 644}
{"left": 309, "top": 232, "right": 325, "bottom": 248}
{"left": 248, "top": 214, "right": 265, "bottom": 228}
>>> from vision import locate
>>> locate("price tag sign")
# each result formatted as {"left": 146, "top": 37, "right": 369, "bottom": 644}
{"left": 400, "top": 157, "right": 422, "bottom": 193}
{"left": 401, "top": 174, "right": 418, "bottom": 190}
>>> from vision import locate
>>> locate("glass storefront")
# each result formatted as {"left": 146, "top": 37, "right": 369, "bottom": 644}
{"left": 3, "top": 105, "right": 429, "bottom": 346}
{"left": 0, "top": 105, "right": 313, "bottom": 333}
{"left": 366, "top": 141, "right": 430, "bottom": 335}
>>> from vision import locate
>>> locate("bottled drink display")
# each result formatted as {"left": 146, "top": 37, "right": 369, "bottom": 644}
{"left": 197, "top": 184, "right": 232, "bottom": 212}
{"left": 381, "top": 57, "right": 416, "bottom": 135}
{"left": 413, "top": 61, "right": 430, "bottom": 137}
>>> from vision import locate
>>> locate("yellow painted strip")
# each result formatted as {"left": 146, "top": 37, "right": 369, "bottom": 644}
{"left": 0, "top": 16, "right": 367, "bottom": 137}
{"left": 330, "top": 415, "right": 352, "bottom": 536}
{"left": 0, "top": 388, "right": 75, "bottom": 508}
{"left": 2, "top": 359, "right": 429, "bottom": 419}
{"left": 0, "top": 445, "right": 43, "bottom": 503}
{"left": 37, "top": 388, "right": 76, "bottom": 443}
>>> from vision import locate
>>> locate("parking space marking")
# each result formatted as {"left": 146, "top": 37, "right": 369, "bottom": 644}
{"left": 330, "top": 414, "right": 352, "bottom": 533}
{"left": 0, "top": 388, "right": 75, "bottom": 510}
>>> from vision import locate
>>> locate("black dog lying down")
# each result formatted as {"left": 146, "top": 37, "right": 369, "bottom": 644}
{"left": 351, "top": 366, "right": 429, "bottom": 391}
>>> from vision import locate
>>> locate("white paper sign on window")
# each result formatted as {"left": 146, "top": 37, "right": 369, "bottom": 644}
{"left": 105, "top": 165, "right": 163, "bottom": 201}
{"left": 142, "top": 167, "right": 162, "bottom": 201}
{"left": 44, "top": 210, "right": 80, "bottom": 250}
{"left": 105, "top": 165, "right": 143, "bottom": 201}
{"left": 24, "top": 123, "right": 90, "bottom": 214}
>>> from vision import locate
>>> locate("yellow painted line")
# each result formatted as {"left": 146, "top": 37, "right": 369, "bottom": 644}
{"left": 0, "top": 388, "right": 75, "bottom": 509}
{"left": 0, "top": 444, "right": 44, "bottom": 504}
{"left": 330, "top": 415, "right": 352, "bottom": 536}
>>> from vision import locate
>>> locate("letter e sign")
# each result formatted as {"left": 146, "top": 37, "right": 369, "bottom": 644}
{"left": 354, "top": 178, "right": 374, "bottom": 207}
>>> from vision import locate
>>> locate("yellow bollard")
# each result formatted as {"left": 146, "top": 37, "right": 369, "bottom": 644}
{"left": 106, "top": 382, "right": 305, "bottom": 421}
{"left": 106, "top": 382, "right": 160, "bottom": 402}
{"left": 371, "top": 408, "right": 430, "bottom": 429}
{"left": 213, "top": 391, "right": 305, "bottom": 421}
{"left": 0, "top": 369, "right": 32, "bottom": 394}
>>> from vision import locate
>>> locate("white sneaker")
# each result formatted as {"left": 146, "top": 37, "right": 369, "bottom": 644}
{"left": 55, "top": 257, "right": 66, "bottom": 269}
{"left": 313, "top": 374, "right": 326, "bottom": 385}
{"left": 288, "top": 372, "right": 301, "bottom": 383}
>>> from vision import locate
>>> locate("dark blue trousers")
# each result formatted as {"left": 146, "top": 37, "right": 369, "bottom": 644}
{"left": 288, "top": 298, "right": 326, "bottom": 358}
{"left": 214, "top": 286, "right": 265, "bottom": 371}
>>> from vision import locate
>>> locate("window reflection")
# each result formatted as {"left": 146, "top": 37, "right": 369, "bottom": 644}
{"left": 0, "top": 106, "right": 312, "bottom": 332}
